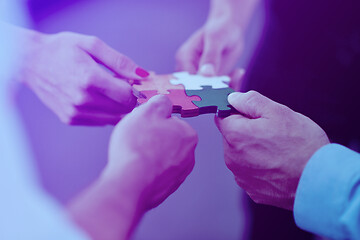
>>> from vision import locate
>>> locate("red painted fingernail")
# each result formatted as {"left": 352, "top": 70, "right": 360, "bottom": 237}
{"left": 135, "top": 67, "right": 150, "bottom": 78}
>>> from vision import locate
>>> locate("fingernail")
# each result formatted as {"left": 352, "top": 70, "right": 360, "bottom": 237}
{"left": 135, "top": 67, "right": 150, "bottom": 78}
{"left": 228, "top": 92, "right": 242, "bottom": 104}
{"left": 198, "top": 63, "right": 216, "bottom": 76}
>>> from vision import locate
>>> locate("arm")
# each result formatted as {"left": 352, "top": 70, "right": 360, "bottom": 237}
{"left": 294, "top": 144, "right": 360, "bottom": 239}
{"left": 1, "top": 22, "right": 149, "bottom": 125}
{"left": 66, "top": 169, "right": 147, "bottom": 240}
{"left": 68, "top": 95, "right": 198, "bottom": 240}
{"left": 176, "top": 0, "right": 260, "bottom": 76}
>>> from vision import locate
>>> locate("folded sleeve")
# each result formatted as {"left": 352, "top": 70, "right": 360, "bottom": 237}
{"left": 294, "top": 143, "right": 360, "bottom": 239}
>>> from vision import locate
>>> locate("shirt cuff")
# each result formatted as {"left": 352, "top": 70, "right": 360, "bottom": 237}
{"left": 294, "top": 143, "right": 360, "bottom": 239}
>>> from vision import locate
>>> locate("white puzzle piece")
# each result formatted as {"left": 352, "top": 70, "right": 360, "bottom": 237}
{"left": 170, "top": 71, "right": 230, "bottom": 90}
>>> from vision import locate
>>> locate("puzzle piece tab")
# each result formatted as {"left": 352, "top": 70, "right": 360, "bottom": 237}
{"left": 186, "top": 86, "right": 237, "bottom": 118}
{"left": 170, "top": 72, "right": 230, "bottom": 90}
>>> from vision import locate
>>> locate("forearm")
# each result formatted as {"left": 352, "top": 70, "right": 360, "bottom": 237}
{"left": 208, "top": 0, "right": 260, "bottom": 29}
{"left": 67, "top": 165, "right": 148, "bottom": 240}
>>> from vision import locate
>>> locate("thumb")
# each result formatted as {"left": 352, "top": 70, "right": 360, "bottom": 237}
{"left": 138, "top": 95, "right": 173, "bottom": 119}
{"left": 228, "top": 91, "right": 280, "bottom": 119}
{"left": 82, "top": 37, "right": 149, "bottom": 80}
{"left": 198, "top": 39, "right": 223, "bottom": 76}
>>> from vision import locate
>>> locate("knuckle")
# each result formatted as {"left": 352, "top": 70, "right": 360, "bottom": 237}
{"left": 72, "top": 93, "right": 88, "bottom": 107}
{"left": 56, "top": 31, "right": 75, "bottom": 39}
{"left": 276, "top": 104, "right": 292, "bottom": 116}
{"left": 251, "top": 196, "right": 264, "bottom": 205}
{"left": 85, "top": 35, "right": 102, "bottom": 51}
{"left": 60, "top": 107, "right": 79, "bottom": 125}
{"left": 244, "top": 90, "right": 261, "bottom": 104}
{"left": 84, "top": 74, "right": 97, "bottom": 88}
{"left": 224, "top": 131, "right": 240, "bottom": 146}
{"left": 113, "top": 55, "right": 128, "bottom": 69}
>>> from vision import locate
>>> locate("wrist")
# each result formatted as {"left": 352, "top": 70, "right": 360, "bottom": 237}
{"left": 68, "top": 163, "right": 149, "bottom": 240}
{"left": 208, "top": 0, "right": 259, "bottom": 30}
{"left": 6, "top": 25, "right": 46, "bottom": 86}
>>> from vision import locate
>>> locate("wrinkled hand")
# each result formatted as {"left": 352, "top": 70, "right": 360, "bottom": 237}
{"left": 106, "top": 95, "right": 198, "bottom": 209}
{"left": 216, "top": 91, "right": 330, "bottom": 210}
{"left": 176, "top": 16, "right": 244, "bottom": 76}
{"left": 19, "top": 31, "right": 149, "bottom": 125}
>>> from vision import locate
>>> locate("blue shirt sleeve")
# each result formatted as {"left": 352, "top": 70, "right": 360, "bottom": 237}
{"left": 294, "top": 144, "right": 360, "bottom": 239}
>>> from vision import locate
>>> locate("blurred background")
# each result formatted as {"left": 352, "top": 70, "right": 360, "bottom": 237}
{"left": 16, "top": 0, "right": 263, "bottom": 239}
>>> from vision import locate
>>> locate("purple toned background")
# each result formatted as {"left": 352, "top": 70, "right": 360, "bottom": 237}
{"left": 16, "top": 0, "right": 263, "bottom": 239}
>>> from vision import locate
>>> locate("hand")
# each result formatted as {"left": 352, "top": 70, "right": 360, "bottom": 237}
{"left": 106, "top": 95, "right": 198, "bottom": 209}
{"left": 176, "top": 9, "right": 244, "bottom": 76}
{"left": 68, "top": 95, "right": 198, "bottom": 240}
{"left": 18, "top": 30, "right": 149, "bottom": 125}
{"left": 216, "top": 91, "right": 330, "bottom": 210}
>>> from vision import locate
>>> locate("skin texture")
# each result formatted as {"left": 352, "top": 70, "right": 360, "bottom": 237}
{"left": 14, "top": 27, "right": 149, "bottom": 125}
{"left": 176, "top": 0, "right": 259, "bottom": 76}
{"left": 68, "top": 95, "right": 198, "bottom": 240}
{"left": 215, "top": 91, "right": 330, "bottom": 210}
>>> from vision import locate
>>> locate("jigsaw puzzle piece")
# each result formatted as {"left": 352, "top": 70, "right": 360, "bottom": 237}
{"left": 132, "top": 72, "right": 184, "bottom": 94}
{"left": 137, "top": 90, "right": 158, "bottom": 104}
{"left": 167, "top": 90, "right": 201, "bottom": 117}
{"left": 170, "top": 72, "right": 230, "bottom": 90}
{"left": 137, "top": 89, "right": 201, "bottom": 117}
{"left": 186, "top": 86, "right": 237, "bottom": 118}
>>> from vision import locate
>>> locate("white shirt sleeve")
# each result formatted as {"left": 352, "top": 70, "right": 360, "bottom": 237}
{"left": 0, "top": 92, "right": 90, "bottom": 240}
{"left": 0, "top": 1, "right": 89, "bottom": 238}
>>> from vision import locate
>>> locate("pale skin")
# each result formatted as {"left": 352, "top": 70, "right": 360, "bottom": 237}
{"left": 176, "top": 0, "right": 259, "bottom": 78}
{"left": 216, "top": 91, "right": 330, "bottom": 210}
{"left": 1, "top": 22, "right": 149, "bottom": 126}
{"left": 68, "top": 95, "right": 198, "bottom": 240}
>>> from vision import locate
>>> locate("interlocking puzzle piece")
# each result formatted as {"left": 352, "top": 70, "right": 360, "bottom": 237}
{"left": 170, "top": 71, "right": 230, "bottom": 90}
{"left": 186, "top": 86, "right": 237, "bottom": 118}
{"left": 132, "top": 72, "right": 183, "bottom": 94}
{"left": 137, "top": 89, "right": 201, "bottom": 117}
{"left": 133, "top": 72, "right": 238, "bottom": 118}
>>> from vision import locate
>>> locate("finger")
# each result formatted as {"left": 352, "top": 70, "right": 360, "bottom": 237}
{"left": 137, "top": 95, "right": 173, "bottom": 119}
{"left": 171, "top": 116, "right": 198, "bottom": 145}
{"left": 82, "top": 37, "right": 149, "bottom": 79}
{"left": 229, "top": 68, "right": 245, "bottom": 91}
{"left": 91, "top": 73, "right": 137, "bottom": 113}
{"left": 219, "top": 44, "right": 244, "bottom": 75}
{"left": 68, "top": 111, "right": 124, "bottom": 126}
{"left": 198, "top": 37, "right": 224, "bottom": 75}
{"left": 175, "top": 30, "right": 204, "bottom": 74}
{"left": 76, "top": 90, "right": 134, "bottom": 115}
{"left": 227, "top": 91, "right": 281, "bottom": 119}
{"left": 215, "top": 114, "right": 249, "bottom": 133}
{"left": 215, "top": 114, "right": 252, "bottom": 147}
{"left": 198, "top": 63, "right": 216, "bottom": 76}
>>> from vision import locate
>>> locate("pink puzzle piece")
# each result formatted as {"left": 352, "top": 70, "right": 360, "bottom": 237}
{"left": 132, "top": 72, "right": 184, "bottom": 94}
{"left": 137, "top": 89, "right": 201, "bottom": 117}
